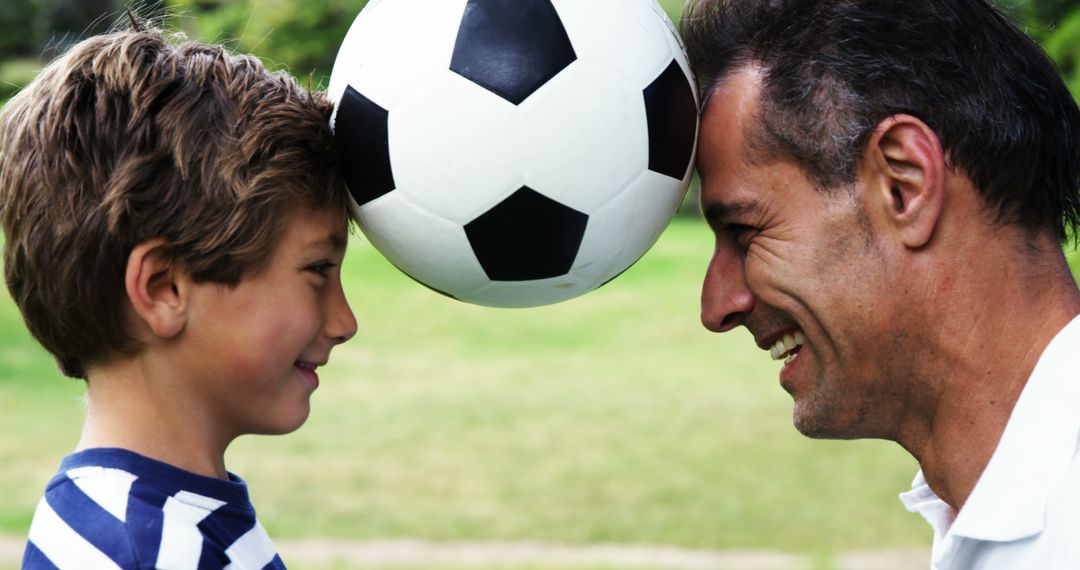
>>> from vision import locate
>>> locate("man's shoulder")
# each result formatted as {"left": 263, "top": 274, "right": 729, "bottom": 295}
{"left": 1043, "top": 445, "right": 1080, "bottom": 529}
{"left": 949, "top": 462, "right": 1080, "bottom": 568}
{"left": 938, "top": 318, "right": 1080, "bottom": 567}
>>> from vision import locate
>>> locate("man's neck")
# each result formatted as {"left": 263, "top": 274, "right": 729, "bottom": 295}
{"left": 896, "top": 239, "right": 1080, "bottom": 511}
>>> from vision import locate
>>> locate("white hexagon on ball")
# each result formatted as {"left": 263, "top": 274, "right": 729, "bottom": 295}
{"left": 519, "top": 61, "right": 648, "bottom": 215}
{"left": 549, "top": 0, "right": 674, "bottom": 87}
{"left": 329, "top": 0, "right": 699, "bottom": 308}
{"left": 327, "top": 0, "right": 468, "bottom": 110}
{"left": 391, "top": 71, "right": 523, "bottom": 226}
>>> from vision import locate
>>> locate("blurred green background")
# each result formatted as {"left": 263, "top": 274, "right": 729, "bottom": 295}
{"left": 2, "top": 1, "right": 1080, "bottom": 569}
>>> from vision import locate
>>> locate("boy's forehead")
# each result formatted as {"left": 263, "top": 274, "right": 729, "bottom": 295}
{"left": 285, "top": 208, "right": 350, "bottom": 251}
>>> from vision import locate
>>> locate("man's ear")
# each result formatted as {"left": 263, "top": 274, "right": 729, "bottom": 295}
{"left": 125, "top": 239, "right": 187, "bottom": 339}
{"left": 861, "top": 114, "right": 946, "bottom": 249}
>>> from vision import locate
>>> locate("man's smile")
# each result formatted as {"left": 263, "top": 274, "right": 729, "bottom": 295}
{"left": 770, "top": 330, "right": 805, "bottom": 364}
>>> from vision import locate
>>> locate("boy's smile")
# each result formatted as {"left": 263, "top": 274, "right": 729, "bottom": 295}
{"left": 294, "top": 359, "right": 324, "bottom": 389}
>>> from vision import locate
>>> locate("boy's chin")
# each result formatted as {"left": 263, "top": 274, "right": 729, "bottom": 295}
{"left": 250, "top": 406, "right": 312, "bottom": 437}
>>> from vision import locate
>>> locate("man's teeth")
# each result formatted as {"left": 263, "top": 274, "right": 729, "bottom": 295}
{"left": 769, "top": 331, "right": 805, "bottom": 362}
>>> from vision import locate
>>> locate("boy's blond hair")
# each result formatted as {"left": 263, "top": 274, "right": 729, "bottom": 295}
{"left": 0, "top": 27, "right": 349, "bottom": 379}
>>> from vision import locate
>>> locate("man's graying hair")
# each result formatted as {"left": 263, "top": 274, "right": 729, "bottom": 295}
{"left": 681, "top": 0, "right": 1080, "bottom": 241}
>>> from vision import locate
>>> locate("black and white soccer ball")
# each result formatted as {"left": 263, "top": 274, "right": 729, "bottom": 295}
{"left": 328, "top": 0, "right": 699, "bottom": 308}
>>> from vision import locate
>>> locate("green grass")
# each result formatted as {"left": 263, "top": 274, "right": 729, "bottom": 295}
{"left": 0, "top": 218, "right": 930, "bottom": 561}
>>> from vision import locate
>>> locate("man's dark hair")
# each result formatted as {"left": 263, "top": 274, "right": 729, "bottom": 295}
{"left": 682, "top": 0, "right": 1080, "bottom": 240}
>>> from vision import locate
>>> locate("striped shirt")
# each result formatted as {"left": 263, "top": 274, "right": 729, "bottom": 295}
{"left": 22, "top": 448, "right": 286, "bottom": 569}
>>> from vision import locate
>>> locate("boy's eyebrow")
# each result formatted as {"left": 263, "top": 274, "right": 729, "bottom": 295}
{"left": 304, "top": 233, "right": 348, "bottom": 252}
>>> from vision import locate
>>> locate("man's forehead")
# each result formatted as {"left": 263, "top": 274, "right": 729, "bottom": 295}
{"left": 704, "top": 66, "right": 764, "bottom": 111}
{"left": 698, "top": 68, "right": 771, "bottom": 219}
{"left": 702, "top": 66, "right": 764, "bottom": 126}
{"left": 699, "top": 67, "right": 767, "bottom": 170}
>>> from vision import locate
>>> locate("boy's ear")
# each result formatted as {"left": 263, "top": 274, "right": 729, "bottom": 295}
{"left": 860, "top": 114, "right": 946, "bottom": 249}
{"left": 125, "top": 239, "right": 187, "bottom": 339}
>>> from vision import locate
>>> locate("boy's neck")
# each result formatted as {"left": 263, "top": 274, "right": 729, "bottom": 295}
{"left": 77, "top": 357, "right": 232, "bottom": 480}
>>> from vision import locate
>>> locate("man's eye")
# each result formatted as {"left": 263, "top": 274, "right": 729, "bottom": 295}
{"left": 727, "top": 223, "right": 756, "bottom": 245}
{"left": 306, "top": 261, "right": 337, "bottom": 278}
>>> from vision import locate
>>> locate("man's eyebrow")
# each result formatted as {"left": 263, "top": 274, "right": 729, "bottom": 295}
{"left": 702, "top": 200, "right": 762, "bottom": 227}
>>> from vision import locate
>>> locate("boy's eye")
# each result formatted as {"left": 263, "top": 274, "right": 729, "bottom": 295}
{"left": 305, "top": 261, "right": 337, "bottom": 278}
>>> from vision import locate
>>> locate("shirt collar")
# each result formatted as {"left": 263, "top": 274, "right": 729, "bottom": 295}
{"left": 900, "top": 470, "right": 955, "bottom": 536}
{"left": 902, "top": 314, "right": 1080, "bottom": 543}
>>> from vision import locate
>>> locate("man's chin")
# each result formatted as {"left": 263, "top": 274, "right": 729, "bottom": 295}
{"left": 792, "top": 399, "right": 880, "bottom": 441}
{"left": 791, "top": 398, "right": 850, "bottom": 439}
{"left": 792, "top": 415, "right": 834, "bottom": 439}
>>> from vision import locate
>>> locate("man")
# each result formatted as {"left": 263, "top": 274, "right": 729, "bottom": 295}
{"left": 681, "top": 0, "right": 1080, "bottom": 568}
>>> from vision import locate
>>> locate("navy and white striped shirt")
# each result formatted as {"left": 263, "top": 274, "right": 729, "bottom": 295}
{"left": 22, "top": 448, "right": 286, "bottom": 569}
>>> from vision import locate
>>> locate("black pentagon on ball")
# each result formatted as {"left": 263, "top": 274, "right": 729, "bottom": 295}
{"left": 465, "top": 187, "right": 588, "bottom": 281}
{"left": 335, "top": 85, "right": 394, "bottom": 206}
{"left": 644, "top": 60, "right": 698, "bottom": 180}
{"left": 450, "top": 0, "right": 577, "bottom": 105}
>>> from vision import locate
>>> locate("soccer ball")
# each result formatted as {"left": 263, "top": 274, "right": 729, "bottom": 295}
{"left": 328, "top": 0, "right": 699, "bottom": 308}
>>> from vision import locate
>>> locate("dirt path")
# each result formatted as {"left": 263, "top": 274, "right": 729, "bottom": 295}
{"left": 0, "top": 535, "right": 928, "bottom": 569}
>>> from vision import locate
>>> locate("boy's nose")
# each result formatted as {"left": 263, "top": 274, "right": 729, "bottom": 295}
{"left": 326, "top": 281, "right": 358, "bottom": 345}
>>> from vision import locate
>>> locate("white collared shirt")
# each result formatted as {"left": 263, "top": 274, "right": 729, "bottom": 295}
{"left": 900, "top": 314, "right": 1080, "bottom": 569}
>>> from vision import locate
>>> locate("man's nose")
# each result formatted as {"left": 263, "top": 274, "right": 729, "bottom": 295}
{"left": 701, "top": 240, "right": 755, "bottom": 333}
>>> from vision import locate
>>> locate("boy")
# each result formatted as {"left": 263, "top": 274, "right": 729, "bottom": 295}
{"left": 0, "top": 22, "right": 358, "bottom": 569}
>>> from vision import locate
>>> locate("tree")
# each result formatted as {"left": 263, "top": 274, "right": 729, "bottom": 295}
{"left": 1042, "top": 4, "right": 1080, "bottom": 97}
{"left": 0, "top": 0, "right": 46, "bottom": 58}
{"left": 165, "top": 0, "right": 366, "bottom": 85}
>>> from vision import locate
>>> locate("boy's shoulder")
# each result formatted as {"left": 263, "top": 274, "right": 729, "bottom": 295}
{"left": 23, "top": 449, "right": 285, "bottom": 570}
